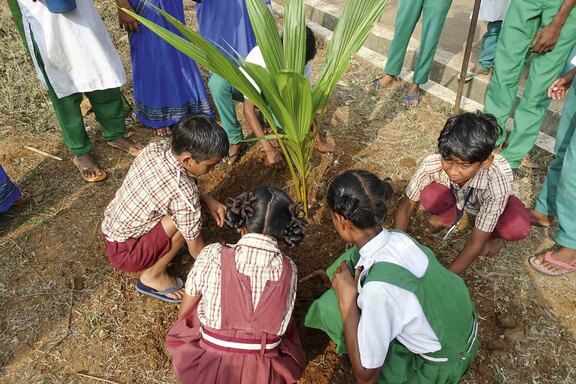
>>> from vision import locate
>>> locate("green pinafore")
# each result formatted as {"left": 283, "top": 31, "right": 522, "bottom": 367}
{"left": 305, "top": 231, "right": 479, "bottom": 383}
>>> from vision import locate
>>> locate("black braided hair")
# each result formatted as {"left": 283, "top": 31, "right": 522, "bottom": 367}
{"left": 225, "top": 186, "right": 308, "bottom": 247}
{"left": 327, "top": 170, "right": 393, "bottom": 229}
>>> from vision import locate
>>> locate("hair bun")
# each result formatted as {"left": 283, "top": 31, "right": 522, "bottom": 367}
{"left": 381, "top": 177, "right": 394, "bottom": 200}
{"left": 282, "top": 202, "right": 308, "bottom": 247}
{"left": 334, "top": 194, "right": 359, "bottom": 220}
{"left": 225, "top": 192, "right": 259, "bottom": 229}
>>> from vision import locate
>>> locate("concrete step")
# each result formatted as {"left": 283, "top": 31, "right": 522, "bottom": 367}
{"left": 274, "top": 0, "right": 564, "bottom": 146}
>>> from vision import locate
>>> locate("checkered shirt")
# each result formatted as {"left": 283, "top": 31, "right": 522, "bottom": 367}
{"left": 102, "top": 141, "right": 201, "bottom": 242}
{"left": 185, "top": 233, "right": 298, "bottom": 335}
{"left": 405, "top": 153, "right": 516, "bottom": 233}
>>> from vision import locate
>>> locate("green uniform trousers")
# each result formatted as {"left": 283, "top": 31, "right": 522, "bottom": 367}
{"left": 385, "top": 0, "right": 453, "bottom": 84}
{"left": 535, "top": 48, "right": 576, "bottom": 249}
{"left": 484, "top": 0, "right": 576, "bottom": 168}
{"left": 208, "top": 74, "right": 245, "bottom": 145}
{"left": 8, "top": 0, "right": 126, "bottom": 156}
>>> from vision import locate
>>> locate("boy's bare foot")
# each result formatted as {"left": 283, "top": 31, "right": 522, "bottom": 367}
{"left": 139, "top": 272, "right": 184, "bottom": 301}
{"left": 154, "top": 127, "right": 172, "bottom": 136}
{"left": 424, "top": 215, "right": 448, "bottom": 234}
{"left": 315, "top": 136, "right": 344, "bottom": 154}
{"left": 529, "top": 209, "right": 554, "bottom": 227}
{"left": 371, "top": 74, "right": 396, "bottom": 90}
{"left": 403, "top": 84, "right": 422, "bottom": 108}
{"left": 530, "top": 247, "right": 576, "bottom": 275}
{"left": 480, "top": 239, "right": 500, "bottom": 258}
{"left": 72, "top": 154, "right": 107, "bottom": 182}
{"left": 107, "top": 137, "right": 145, "bottom": 157}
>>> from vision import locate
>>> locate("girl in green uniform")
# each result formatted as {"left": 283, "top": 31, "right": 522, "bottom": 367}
{"left": 304, "top": 170, "right": 479, "bottom": 383}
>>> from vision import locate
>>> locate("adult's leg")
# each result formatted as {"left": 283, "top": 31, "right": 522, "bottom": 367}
{"left": 476, "top": 20, "right": 503, "bottom": 71}
{"left": 208, "top": 74, "right": 244, "bottom": 154}
{"left": 86, "top": 87, "right": 143, "bottom": 156}
{"left": 535, "top": 84, "right": 576, "bottom": 217}
{"left": 412, "top": 0, "right": 453, "bottom": 84}
{"left": 500, "top": 6, "right": 576, "bottom": 168}
{"left": 383, "top": 0, "right": 425, "bottom": 77}
{"left": 484, "top": 0, "right": 542, "bottom": 146}
{"left": 139, "top": 216, "right": 186, "bottom": 300}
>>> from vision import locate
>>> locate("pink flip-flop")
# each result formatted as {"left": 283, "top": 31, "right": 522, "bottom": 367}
{"left": 529, "top": 251, "right": 576, "bottom": 276}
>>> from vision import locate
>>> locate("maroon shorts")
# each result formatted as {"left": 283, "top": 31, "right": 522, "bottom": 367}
{"left": 104, "top": 221, "right": 172, "bottom": 273}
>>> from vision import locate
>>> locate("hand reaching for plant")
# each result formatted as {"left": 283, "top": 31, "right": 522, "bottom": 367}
{"left": 299, "top": 270, "right": 331, "bottom": 287}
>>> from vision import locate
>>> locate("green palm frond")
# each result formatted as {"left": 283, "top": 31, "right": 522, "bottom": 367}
{"left": 122, "top": 0, "right": 389, "bottom": 215}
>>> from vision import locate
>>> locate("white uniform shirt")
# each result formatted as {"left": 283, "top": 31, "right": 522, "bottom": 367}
{"left": 355, "top": 230, "right": 441, "bottom": 369}
{"left": 241, "top": 46, "right": 312, "bottom": 95}
{"left": 478, "top": 0, "right": 511, "bottom": 22}
{"left": 17, "top": 0, "right": 126, "bottom": 98}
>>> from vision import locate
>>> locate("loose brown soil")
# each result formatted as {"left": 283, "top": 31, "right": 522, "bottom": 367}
{"left": 1, "top": 2, "right": 576, "bottom": 383}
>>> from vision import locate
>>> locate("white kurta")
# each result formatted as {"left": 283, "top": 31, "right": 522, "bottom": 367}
{"left": 17, "top": 0, "right": 126, "bottom": 98}
{"left": 478, "top": 0, "right": 511, "bottom": 22}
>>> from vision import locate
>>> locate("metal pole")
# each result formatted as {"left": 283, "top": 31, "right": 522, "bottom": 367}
{"left": 453, "top": 0, "right": 482, "bottom": 115}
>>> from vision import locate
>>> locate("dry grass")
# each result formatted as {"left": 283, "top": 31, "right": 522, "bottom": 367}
{"left": 1, "top": 1, "right": 576, "bottom": 383}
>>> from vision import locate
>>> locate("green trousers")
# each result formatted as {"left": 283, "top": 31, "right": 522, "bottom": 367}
{"left": 385, "top": 0, "right": 453, "bottom": 84}
{"left": 535, "top": 50, "right": 576, "bottom": 249}
{"left": 484, "top": 0, "right": 576, "bottom": 168}
{"left": 9, "top": 0, "right": 126, "bottom": 156}
{"left": 208, "top": 74, "right": 245, "bottom": 145}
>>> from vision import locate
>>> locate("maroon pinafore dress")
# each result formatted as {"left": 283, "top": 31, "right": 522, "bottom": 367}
{"left": 166, "top": 247, "right": 305, "bottom": 383}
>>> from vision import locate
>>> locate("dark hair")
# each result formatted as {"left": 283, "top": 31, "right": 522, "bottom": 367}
{"left": 225, "top": 186, "right": 308, "bottom": 247}
{"left": 327, "top": 170, "right": 393, "bottom": 230}
{"left": 171, "top": 115, "right": 229, "bottom": 161}
{"left": 305, "top": 26, "right": 317, "bottom": 63}
{"left": 437, "top": 111, "right": 502, "bottom": 163}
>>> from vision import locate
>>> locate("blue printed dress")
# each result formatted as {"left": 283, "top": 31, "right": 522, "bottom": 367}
{"left": 129, "top": 0, "right": 212, "bottom": 129}
{"left": 196, "top": 0, "right": 271, "bottom": 61}
{"left": 0, "top": 165, "right": 21, "bottom": 213}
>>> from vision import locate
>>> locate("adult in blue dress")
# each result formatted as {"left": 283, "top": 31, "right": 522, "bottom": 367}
{"left": 195, "top": 0, "right": 271, "bottom": 62}
{"left": 0, "top": 165, "right": 29, "bottom": 213}
{"left": 117, "top": 0, "right": 213, "bottom": 136}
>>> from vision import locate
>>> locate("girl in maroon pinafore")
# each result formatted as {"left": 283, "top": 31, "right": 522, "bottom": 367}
{"left": 167, "top": 186, "right": 307, "bottom": 383}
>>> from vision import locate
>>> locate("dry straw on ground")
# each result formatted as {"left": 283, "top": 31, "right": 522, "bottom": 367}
{"left": 1, "top": 1, "right": 575, "bottom": 383}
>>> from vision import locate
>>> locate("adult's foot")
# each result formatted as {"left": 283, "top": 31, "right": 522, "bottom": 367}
{"left": 529, "top": 209, "right": 554, "bottom": 227}
{"left": 480, "top": 239, "right": 500, "bottom": 258}
{"left": 530, "top": 247, "right": 576, "bottom": 275}
{"left": 403, "top": 83, "right": 421, "bottom": 108}
{"left": 10, "top": 191, "right": 31, "bottom": 208}
{"left": 315, "top": 135, "right": 344, "bottom": 154}
{"left": 154, "top": 127, "right": 172, "bottom": 137}
{"left": 72, "top": 154, "right": 107, "bottom": 182}
{"left": 371, "top": 74, "right": 396, "bottom": 90}
{"left": 107, "top": 137, "right": 145, "bottom": 157}
{"left": 139, "top": 272, "right": 184, "bottom": 301}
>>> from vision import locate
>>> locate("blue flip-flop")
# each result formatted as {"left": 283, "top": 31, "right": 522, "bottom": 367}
{"left": 135, "top": 277, "right": 184, "bottom": 303}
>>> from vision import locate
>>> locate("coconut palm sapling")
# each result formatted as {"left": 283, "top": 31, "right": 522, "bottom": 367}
{"left": 121, "top": 0, "right": 389, "bottom": 216}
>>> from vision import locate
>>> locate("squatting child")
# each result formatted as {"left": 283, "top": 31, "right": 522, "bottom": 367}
{"left": 167, "top": 186, "right": 307, "bottom": 383}
{"left": 305, "top": 170, "right": 479, "bottom": 383}
{"left": 101, "top": 115, "right": 229, "bottom": 303}
{"left": 394, "top": 112, "right": 531, "bottom": 274}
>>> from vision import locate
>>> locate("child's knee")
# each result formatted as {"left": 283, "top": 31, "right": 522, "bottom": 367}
{"left": 420, "top": 183, "right": 452, "bottom": 211}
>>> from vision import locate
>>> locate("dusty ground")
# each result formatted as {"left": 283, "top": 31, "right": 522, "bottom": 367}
{"left": 1, "top": 1, "right": 576, "bottom": 383}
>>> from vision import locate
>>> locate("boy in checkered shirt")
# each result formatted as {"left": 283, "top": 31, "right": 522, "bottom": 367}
{"left": 102, "top": 115, "right": 229, "bottom": 303}
{"left": 394, "top": 112, "right": 531, "bottom": 274}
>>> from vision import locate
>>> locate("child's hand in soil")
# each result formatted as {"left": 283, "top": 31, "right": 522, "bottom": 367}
{"left": 299, "top": 270, "right": 331, "bottom": 287}
{"left": 202, "top": 195, "right": 227, "bottom": 227}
